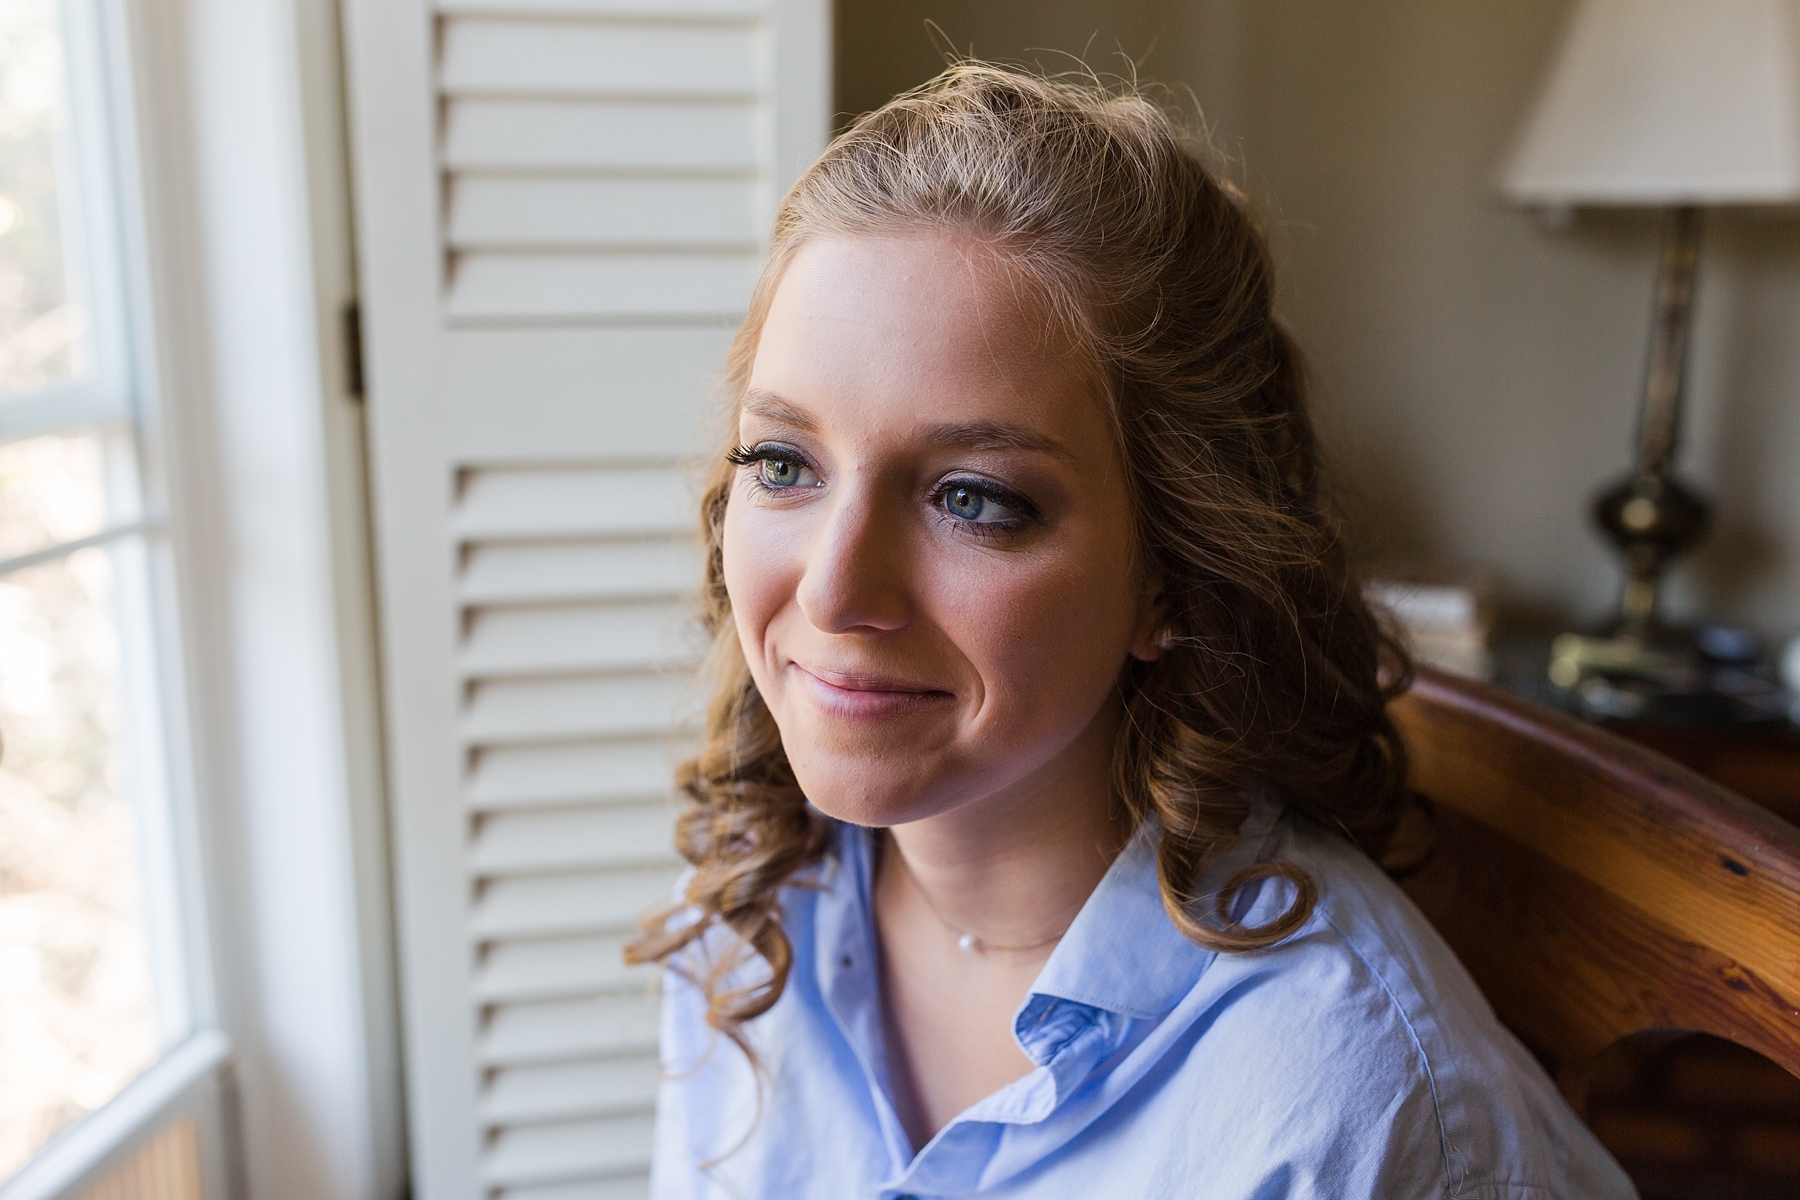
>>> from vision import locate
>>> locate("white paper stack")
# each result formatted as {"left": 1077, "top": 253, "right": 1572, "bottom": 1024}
{"left": 1365, "top": 574, "right": 1495, "bottom": 681}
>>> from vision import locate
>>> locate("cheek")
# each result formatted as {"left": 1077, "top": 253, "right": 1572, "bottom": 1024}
{"left": 933, "top": 534, "right": 1141, "bottom": 729}
{"left": 720, "top": 494, "right": 797, "bottom": 671}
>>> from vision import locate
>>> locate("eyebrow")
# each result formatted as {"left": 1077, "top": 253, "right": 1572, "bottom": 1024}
{"left": 743, "top": 389, "right": 1075, "bottom": 462}
{"left": 924, "top": 420, "right": 1076, "bottom": 461}
{"left": 741, "top": 388, "right": 819, "bottom": 432}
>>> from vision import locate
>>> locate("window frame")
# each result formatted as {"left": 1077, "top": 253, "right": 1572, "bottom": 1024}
{"left": 0, "top": 0, "right": 404, "bottom": 1195}
{"left": 0, "top": 0, "right": 221, "bottom": 1187}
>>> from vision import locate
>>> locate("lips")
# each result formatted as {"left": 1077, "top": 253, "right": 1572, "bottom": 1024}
{"left": 790, "top": 662, "right": 954, "bottom": 718}
{"left": 800, "top": 663, "right": 942, "bottom": 693}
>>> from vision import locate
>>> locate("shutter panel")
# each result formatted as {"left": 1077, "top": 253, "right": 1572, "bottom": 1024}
{"left": 338, "top": 2, "right": 829, "bottom": 1197}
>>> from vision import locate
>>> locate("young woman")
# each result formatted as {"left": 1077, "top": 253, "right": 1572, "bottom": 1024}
{"left": 629, "top": 63, "right": 1635, "bottom": 1199}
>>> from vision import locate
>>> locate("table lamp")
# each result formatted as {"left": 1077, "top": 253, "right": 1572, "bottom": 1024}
{"left": 1501, "top": 0, "right": 1800, "bottom": 690}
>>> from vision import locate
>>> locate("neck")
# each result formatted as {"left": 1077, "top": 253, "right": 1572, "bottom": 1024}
{"left": 880, "top": 702, "right": 1133, "bottom": 952}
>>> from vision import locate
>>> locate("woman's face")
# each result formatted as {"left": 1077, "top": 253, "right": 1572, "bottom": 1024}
{"left": 723, "top": 232, "right": 1160, "bottom": 829}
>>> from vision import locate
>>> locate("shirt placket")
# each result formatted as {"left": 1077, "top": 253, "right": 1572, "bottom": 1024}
{"left": 879, "top": 1000, "right": 1120, "bottom": 1198}
{"left": 813, "top": 845, "right": 918, "bottom": 1185}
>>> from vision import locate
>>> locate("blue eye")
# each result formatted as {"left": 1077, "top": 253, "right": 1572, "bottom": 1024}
{"left": 944, "top": 485, "right": 990, "bottom": 520}
{"left": 938, "top": 480, "right": 1030, "bottom": 526}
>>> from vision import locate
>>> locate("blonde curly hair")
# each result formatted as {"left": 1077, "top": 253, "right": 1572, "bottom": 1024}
{"left": 626, "top": 61, "right": 1410, "bottom": 1058}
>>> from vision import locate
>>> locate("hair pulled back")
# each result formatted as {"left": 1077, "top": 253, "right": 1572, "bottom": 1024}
{"left": 626, "top": 61, "right": 1410, "bottom": 1056}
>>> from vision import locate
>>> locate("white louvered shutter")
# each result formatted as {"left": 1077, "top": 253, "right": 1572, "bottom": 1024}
{"left": 337, "top": 3, "right": 830, "bottom": 1198}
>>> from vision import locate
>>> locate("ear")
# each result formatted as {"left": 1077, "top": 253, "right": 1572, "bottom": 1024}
{"left": 1128, "top": 595, "right": 1169, "bottom": 662}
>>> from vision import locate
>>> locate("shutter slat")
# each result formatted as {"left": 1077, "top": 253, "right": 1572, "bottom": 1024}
{"left": 462, "top": 600, "right": 698, "bottom": 677}
{"left": 482, "top": 1056, "right": 661, "bottom": 1125}
{"left": 441, "top": 20, "right": 759, "bottom": 99}
{"left": 448, "top": 251, "right": 758, "bottom": 321}
{"left": 456, "top": 469, "right": 692, "bottom": 540}
{"left": 443, "top": 100, "right": 759, "bottom": 173}
{"left": 481, "top": 1114, "right": 657, "bottom": 1185}
{"left": 442, "top": 329, "right": 729, "bottom": 462}
{"left": 498, "top": 1178, "right": 649, "bottom": 1200}
{"left": 472, "top": 803, "right": 679, "bottom": 873}
{"left": 467, "top": 740, "right": 680, "bottom": 810}
{"left": 476, "top": 932, "right": 645, "bottom": 1002}
{"left": 474, "top": 866, "right": 680, "bottom": 939}
{"left": 448, "top": 177, "right": 759, "bottom": 250}
{"left": 460, "top": 539, "right": 700, "bottom": 606}
{"left": 480, "top": 994, "right": 662, "bottom": 1065}
{"left": 463, "top": 673, "right": 693, "bottom": 743}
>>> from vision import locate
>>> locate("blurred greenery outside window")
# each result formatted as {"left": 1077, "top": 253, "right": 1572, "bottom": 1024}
{"left": 1, "top": 0, "right": 193, "bottom": 1184}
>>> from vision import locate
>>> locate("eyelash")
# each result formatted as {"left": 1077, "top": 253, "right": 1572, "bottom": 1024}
{"left": 726, "top": 443, "right": 1041, "bottom": 539}
{"left": 727, "top": 442, "right": 807, "bottom": 478}
{"left": 726, "top": 442, "right": 778, "bottom": 469}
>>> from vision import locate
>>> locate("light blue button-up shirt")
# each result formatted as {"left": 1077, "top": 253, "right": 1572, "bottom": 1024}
{"left": 651, "top": 795, "right": 1637, "bottom": 1199}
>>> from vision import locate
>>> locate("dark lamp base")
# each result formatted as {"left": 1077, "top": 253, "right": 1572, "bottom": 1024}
{"left": 1591, "top": 471, "right": 1710, "bottom": 641}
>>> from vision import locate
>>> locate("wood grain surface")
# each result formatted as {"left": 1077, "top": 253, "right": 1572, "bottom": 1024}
{"left": 1389, "top": 669, "right": 1800, "bottom": 1082}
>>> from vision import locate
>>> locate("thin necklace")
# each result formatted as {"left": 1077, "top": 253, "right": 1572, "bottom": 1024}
{"left": 896, "top": 849, "right": 1072, "bottom": 955}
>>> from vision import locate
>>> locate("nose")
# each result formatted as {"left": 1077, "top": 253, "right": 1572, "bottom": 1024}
{"left": 794, "top": 480, "right": 912, "bottom": 635}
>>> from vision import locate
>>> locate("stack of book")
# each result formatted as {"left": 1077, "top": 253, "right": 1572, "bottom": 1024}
{"left": 1365, "top": 572, "right": 1495, "bottom": 682}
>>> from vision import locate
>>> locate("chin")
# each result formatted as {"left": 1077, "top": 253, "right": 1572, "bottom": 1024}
{"left": 768, "top": 702, "right": 962, "bottom": 826}
{"left": 783, "top": 748, "right": 950, "bottom": 829}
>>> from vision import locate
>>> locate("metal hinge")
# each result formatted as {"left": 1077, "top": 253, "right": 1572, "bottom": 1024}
{"left": 341, "top": 298, "right": 365, "bottom": 401}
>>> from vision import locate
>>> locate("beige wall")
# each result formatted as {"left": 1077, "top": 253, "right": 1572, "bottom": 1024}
{"left": 836, "top": 0, "right": 1800, "bottom": 637}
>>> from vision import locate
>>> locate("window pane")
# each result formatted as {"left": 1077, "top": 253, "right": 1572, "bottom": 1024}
{"left": 0, "top": 432, "right": 107, "bottom": 561}
{"left": 0, "top": 0, "right": 90, "bottom": 395}
{"left": 0, "top": 0, "right": 190, "bottom": 1185}
{"left": 0, "top": 543, "right": 159, "bottom": 1179}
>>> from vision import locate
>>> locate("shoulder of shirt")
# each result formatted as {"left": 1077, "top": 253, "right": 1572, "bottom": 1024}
{"left": 1272, "top": 815, "right": 1505, "bottom": 1058}
{"left": 1178, "top": 814, "right": 1603, "bottom": 1197}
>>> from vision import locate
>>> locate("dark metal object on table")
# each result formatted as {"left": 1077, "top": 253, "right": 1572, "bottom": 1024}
{"left": 1552, "top": 207, "right": 1715, "bottom": 698}
{"left": 1592, "top": 206, "right": 1710, "bottom": 636}
{"left": 1513, "top": 630, "right": 1794, "bottom": 728}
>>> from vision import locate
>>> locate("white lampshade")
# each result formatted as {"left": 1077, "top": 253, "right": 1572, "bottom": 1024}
{"left": 1503, "top": 0, "right": 1800, "bottom": 206}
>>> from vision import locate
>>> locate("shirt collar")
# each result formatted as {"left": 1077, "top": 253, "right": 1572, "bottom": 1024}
{"left": 1021, "top": 822, "right": 1212, "bottom": 1019}
{"left": 1025, "top": 786, "right": 1287, "bottom": 1021}
{"left": 821, "top": 786, "right": 1286, "bottom": 1025}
